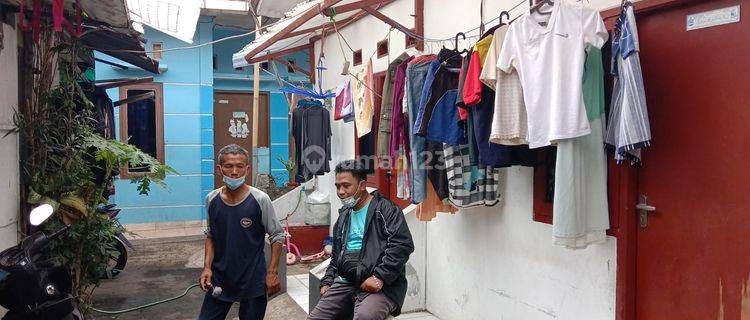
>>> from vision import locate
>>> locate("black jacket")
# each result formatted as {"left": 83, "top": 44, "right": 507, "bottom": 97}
{"left": 321, "top": 191, "right": 415, "bottom": 316}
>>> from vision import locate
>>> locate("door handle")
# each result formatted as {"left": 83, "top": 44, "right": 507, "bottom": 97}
{"left": 636, "top": 203, "right": 656, "bottom": 212}
{"left": 637, "top": 195, "right": 656, "bottom": 228}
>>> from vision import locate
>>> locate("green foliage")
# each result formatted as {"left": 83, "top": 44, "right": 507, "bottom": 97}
{"left": 277, "top": 155, "right": 295, "bottom": 173}
{"left": 43, "top": 213, "right": 124, "bottom": 301}
{"left": 10, "top": 34, "right": 176, "bottom": 309}
{"left": 85, "top": 134, "right": 177, "bottom": 195}
{"left": 277, "top": 156, "right": 295, "bottom": 183}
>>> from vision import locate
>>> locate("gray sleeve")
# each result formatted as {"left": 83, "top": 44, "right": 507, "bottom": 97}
{"left": 204, "top": 193, "right": 213, "bottom": 237}
{"left": 204, "top": 189, "right": 222, "bottom": 238}
{"left": 257, "top": 191, "right": 286, "bottom": 244}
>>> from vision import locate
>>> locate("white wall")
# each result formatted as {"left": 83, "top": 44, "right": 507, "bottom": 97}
{"left": 314, "top": 0, "right": 417, "bottom": 228}
{"left": 313, "top": 0, "right": 625, "bottom": 318}
{"left": 0, "top": 22, "right": 20, "bottom": 250}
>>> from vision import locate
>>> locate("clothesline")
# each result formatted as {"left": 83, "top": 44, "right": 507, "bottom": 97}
{"left": 324, "top": 0, "right": 651, "bottom": 250}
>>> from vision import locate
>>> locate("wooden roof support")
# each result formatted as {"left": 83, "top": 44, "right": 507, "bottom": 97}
{"left": 247, "top": 43, "right": 312, "bottom": 64}
{"left": 95, "top": 76, "right": 154, "bottom": 89}
{"left": 271, "top": 57, "right": 312, "bottom": 77}
{"left": 286, "top": 1, "right": 395, "bottom": 41}
{"left": 362, "top": 6, "right": 413, "bottom": 35}
{"left": 321, "top": 0, "right": 394, "bottom": 16}
{"left": 414, "top": 0, "right": 424, "bottom": 51}
{"left": 243, "top": 0, "right": 345, "bottom": 64}
{"left": 284, "top": 15, "right": 357, "bottom": 40}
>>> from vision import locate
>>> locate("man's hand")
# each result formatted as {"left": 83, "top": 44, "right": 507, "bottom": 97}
{"left": 200, "top": 268, "right": 212, "bottom": 292}
{"left": 360, "top": 275, "right": 383, "bottom": 293}
{"left": 320, "top": 285, "right": 331, "bottom": 296}
{"left": 266, "top": 270, "right": 281, "bottom": 296}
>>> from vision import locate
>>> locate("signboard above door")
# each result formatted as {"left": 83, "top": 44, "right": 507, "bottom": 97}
{"left": 687, "top": 5, "right": 740, "bottom": 31}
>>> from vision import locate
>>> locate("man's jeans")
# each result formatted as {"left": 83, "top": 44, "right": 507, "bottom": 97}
{"left": 198, "top": 293, "right": 267, "bottom": 320}
{"left": 307, "top": 280, "right": 396, "bottom": 320}
{"left": 406, "top": 61, "right": 438, "bottom": 204}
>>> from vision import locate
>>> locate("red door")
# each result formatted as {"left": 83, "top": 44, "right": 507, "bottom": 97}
{"left": 355, "top": 72, "right": 390, "bottom": 195}
{"left": 353, "top": 71, "right": 409, "bottom": 209}
{"left": 633, "top": 1, "right": 750, "bottom": 319}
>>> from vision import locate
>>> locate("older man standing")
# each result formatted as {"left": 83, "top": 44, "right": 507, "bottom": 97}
{"left": 198, "top": 144, "right": 285, "bottom": 320}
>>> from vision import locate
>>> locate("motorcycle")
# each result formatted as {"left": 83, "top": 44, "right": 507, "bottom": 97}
{"left": 0, "top": 204, "right": 83, "bottom": 320}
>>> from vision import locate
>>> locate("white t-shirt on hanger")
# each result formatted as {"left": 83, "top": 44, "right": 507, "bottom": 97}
{"left": 497, "top": 0, "right": 608, "bottom": 148}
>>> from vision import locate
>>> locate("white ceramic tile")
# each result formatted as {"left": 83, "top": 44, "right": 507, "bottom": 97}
{"left": 396, "top": 312, "right": 440, "bottom": 320}
{"left": 285, "top": 276, "right": 303, "bottom": 288}
{"left": 286, "top": 285, "right": 308, "bottom": 297}
{"left": 289, "top": 293, "right": 306, "bottom": 303}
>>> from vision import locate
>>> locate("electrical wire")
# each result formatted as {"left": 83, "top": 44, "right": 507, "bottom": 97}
{"left": 396, "top": 0, "right": 530, "bottom": 43}
{"left": 84, "top": 0, "right": 529, "bottom": 56}
{"left": 83, "top": 12, "right": 292, "bottom": 54}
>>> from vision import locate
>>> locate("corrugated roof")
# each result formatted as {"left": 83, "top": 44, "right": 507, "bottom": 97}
{"left": 255, "top": 0, "right": 307, "bottom": 18}
{"left": 126, "top": 0, "right": 202, "bottom": 44}
{"left": 2, "top": 0, "right": 133, "bottom": 31}
{"left": 2, "top": 0, "right": 160, "bottom": 73}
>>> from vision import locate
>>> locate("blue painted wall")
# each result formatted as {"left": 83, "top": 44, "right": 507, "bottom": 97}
{"left": 94, "top": 17, "right": 310, "bottom": 224}
{"left": 212, "top": 27, "right": 309, "bottom": 187}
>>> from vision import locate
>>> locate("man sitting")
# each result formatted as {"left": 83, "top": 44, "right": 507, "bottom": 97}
{"left": 308, "top": 160, "right": 414, "bottom": 320}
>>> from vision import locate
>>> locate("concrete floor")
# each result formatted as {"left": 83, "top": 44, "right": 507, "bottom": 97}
{"left": 89, "top": 236, "right": 308, "bottom": 320}
{"left": 90, "top": 235, "right": 438, "bottom": 320}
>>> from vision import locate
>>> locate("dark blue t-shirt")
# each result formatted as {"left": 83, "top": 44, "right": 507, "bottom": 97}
{"left": 206, "top": 187, "right": 284, "bottom": 301}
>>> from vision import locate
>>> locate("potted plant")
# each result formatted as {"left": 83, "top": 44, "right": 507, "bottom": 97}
{"left": 277, "top": 156, "right": 299, "bottom": 187}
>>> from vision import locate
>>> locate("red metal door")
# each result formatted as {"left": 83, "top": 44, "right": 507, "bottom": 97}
{"left": 634, "top": 1, "right": 750, "bottom": 319}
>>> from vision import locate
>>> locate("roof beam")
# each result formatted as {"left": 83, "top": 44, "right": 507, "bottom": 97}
{"left": 414, "top": 0, "right": 424, "bottom": 51}
{"left": 321, "top": 0, "right": 344, "bottom": 10}
{"left": 322, "top": 0, "right": 394, "bottom": 16}
{"left": 284, "top": 0, "right": 394, "bottom": 40}
{"left": 247, "top": 43, "right": 312, "bottom": 64}
{"left": 271, "top": 57, "right": 312, "bottom": 77}
{"left": 95, "top": 76, "right": 154, "bottom": 89}
{"left": 284, "top": 16, "right": 356, "bottom": 40}
{"left": 362, "top": 6, "right": 413, "bottom": 35}
{"left": 243, "top": 0, "right": 345, "bottom": 64}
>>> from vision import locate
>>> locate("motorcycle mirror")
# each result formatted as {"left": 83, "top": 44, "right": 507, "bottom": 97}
{"left": 30, "top": 204, "right": 56, "bottom": 226}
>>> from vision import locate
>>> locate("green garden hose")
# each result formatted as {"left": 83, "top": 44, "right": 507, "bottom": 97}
{"left": 90, "top": 283, "right": 201, "bottom": 315}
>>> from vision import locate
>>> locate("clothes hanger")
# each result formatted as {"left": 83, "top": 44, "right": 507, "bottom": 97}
{"left": 530, "top": 0, "right": 554, "bottom": 16}
{"left": 499, "top": 11, "right": 511, "bottom": 26}
{"left": 480, "top": 10, "right": 511, "bottom": 38}
{"left": 437, "top": 32, "right": 467, "bottom": 70}
{"left": 453, "top": 32, "right": 469, "bottom": 55}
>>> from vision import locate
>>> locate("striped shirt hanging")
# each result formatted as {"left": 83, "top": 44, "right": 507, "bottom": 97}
{"left": 606, "top": 4, "right": 652, "bottom": 166}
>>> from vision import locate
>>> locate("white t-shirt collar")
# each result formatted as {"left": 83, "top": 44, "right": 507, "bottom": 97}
{"left": 525, "top": 1, "right": 561, "bottom": 35}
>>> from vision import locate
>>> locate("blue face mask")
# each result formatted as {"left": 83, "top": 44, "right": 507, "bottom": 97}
{"left": 340, "top": 181, "right": 363, "bottom": 209}
{"left": 222, "top": 175, "right": 246, "bottom": 190}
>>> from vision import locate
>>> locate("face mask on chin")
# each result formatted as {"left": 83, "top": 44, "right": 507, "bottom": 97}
{"left": 341, "top": 181, "right": 363, "bottom": 209}
{"left": 223, "top": 175, "right": 246, "bottom": 190}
